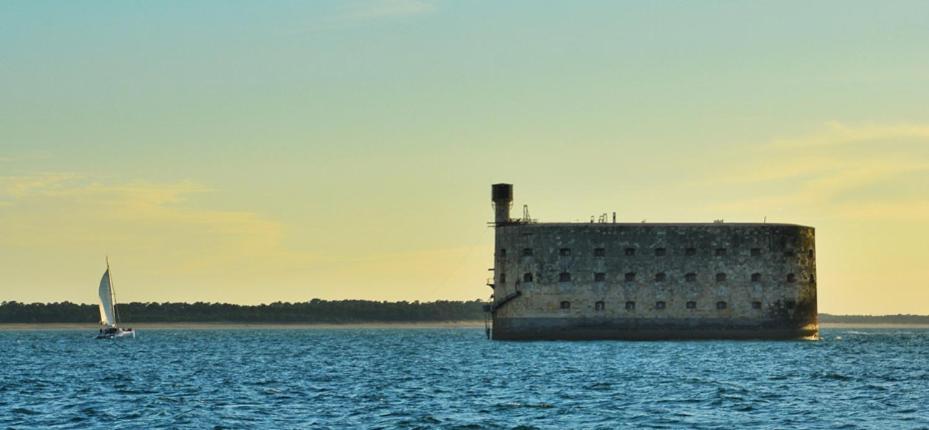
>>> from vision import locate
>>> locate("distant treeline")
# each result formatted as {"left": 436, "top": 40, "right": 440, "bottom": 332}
{"left": 2, "top": 302, "right": 927, "bottom": 325}
{"left": 818, "top": 313, "right": 929, "bottom": 325}
{"left": 0, "top": 300, "right": 486, "bottom": 323}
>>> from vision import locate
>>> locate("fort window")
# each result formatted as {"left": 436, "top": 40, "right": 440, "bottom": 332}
{"left": 716, "top": 273, "right": 727, "bottom": 282}
{"left": 624, "top": 272, "right": 636, "bottom": 282}
{"left": 523, "top": 273, "right": 534, "bottom": 282}
{"left": 751, "top": 248, "right": 762, "bottom": 256}
{"left": 655, "top": 301, "right": 666, "bottom": 310}
{"left": 559, "top": 272, "right": 572, "bottom": 282}
{"left": 686, "top": 301, "right": 696, "bottom": 309}
{"left": 500, "top": 274, "right": 506, "bottom": 284}
{"left": 685, "top": 247, "right": 697, "bottom": 256}
{"left": 715, "top": 248, "right": 727, "bottom": 256}
{"left": 716, "top": 301, "right": 728, "bottom": 310}
{"left": 808, "top": 249, "right": 814, "bottom": 258}
{"left": 655, "top": 248, "right": 667, "bottom": 257}
{"left": 685, "top": 273, "right": 697, "bottom": 282}
{"left": 786, "top": 273, "right": 797, "bottom": 283}
{"left": 594, "top": 247, "right": 606, "bottom": 257}
{"left": 785, "top": 300, "right": 796, "bottom": 309}
{"left": 594, "top": 272, "right": 606, "bottom": 282}
{"left": 751, "top": 273, "right": 762, "bottom": 282}
{"left": 560, "top": 301, "right": 571, "bottom": 310}
{"left": 499, "top": 249, "right": 507, "bottom": 257}
{"left": 810, "top": 274, "right": 815, "bottom": 283}
{"left": 624, "top": 248, "right": 636, "bottom": 256}
{"left": 522, "top": 248, "right": 533, "bottom": 256}
{"left": 625, "top": 301, "right": 636, "bottom": 311}
{"left": 655, "top": 272, "right": 667, "bottom": 282}
{"left": 784, "top": 249, "right": 796, "bottom": 257}
{"left": 559, "top": 248, "right": 571, "bottom": 256}
{"left": 752, "top": 301, "right": 762, "bottom": 310}
{"left": 595, "top": 301, "right": 605, "bottom": 311}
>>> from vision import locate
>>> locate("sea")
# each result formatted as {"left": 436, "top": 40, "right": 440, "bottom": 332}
{"left": 0, "top": 328, "right": 927, "bottom": 429}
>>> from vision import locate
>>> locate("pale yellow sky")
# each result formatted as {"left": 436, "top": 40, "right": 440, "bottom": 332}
{"left": 2, "top": 2, "right": 928, "bottom": 314}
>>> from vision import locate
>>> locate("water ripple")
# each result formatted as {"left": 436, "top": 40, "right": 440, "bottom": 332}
{"left": 1, "top": 328, "right": 928, "bottom": 428}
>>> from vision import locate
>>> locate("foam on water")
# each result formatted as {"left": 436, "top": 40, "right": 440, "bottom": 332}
{"left": 1, "top": 328, "right": 927, "bottom": 429}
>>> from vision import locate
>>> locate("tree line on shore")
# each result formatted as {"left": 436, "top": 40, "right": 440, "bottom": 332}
{"left": 0, "top": 299, "right": 487, "bottom": 323}
{"left": 1, "top": 301, "right": 926, "bottom": 324}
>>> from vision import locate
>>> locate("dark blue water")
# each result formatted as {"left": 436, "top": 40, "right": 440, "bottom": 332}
{"left": 1, "top": 328, "right": 927, "bottom": 429}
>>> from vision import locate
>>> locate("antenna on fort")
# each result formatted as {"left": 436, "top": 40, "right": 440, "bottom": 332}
{"left": 613, "top": 212, "right": 616, "bottom": 223}
{"left": 523, "top": 204, "right": 531, "bottom": 222}
{"left": 764, "top": 216, "right": 767, "bottom": 223}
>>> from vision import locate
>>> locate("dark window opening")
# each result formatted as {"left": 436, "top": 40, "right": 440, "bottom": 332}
{"left": 787, "top": 273, "right": 797, "bottom": 283}
{"left": 686, "top": 301, "right": 697, "bottom": 309}
{"left": 624, "top": 248, "right": 636, "bottom": 256}
{"left": 522, "top": 248, "right": 533, "bottom": 256}
{"left": 785, "top": 300, "right": 796, "bottom": 309}
{"left": 559, "top": 248, "right": 571, "bottom": 256}
{"left": 685, "top": 273, "right": 697, "bottom": 282}
{"left": 624, "top": 272, "right": 636, "bottom": 282}
{"left": 594, "top": 247, "right": 606, "bottom": 257}
{"left": 810, "top": 274, "right": 815, "bottom": 283}
{"left": 655, "top": 248, "right": 667, "bottom": 257}
{"left": 751, "top": 273, "right": 762, "bottom": 282}
{"left": 752, "top": 301, "right": 762, "bottom": 310}
{"left": 500, "top": 274, "right": 506, "bottom": 284}
{"left": 595, "top": 301, "right": 605, "bottom": 311}
{"left": 808, "top": 249, "right": 814, "bottom": 259}
{"left": 625, "top": 301, "right": 636, "bottom": 311}
{"left": 716, "top": 301, "right": 728, "bottom": 310}
{"left": 716, "top": 273, "right": 727, "bottom": 282}
{"left": 715, "top": 248, "right": 727, "bottom": 256}
{"left": 559, "top": 272, "right": 572, "bottom": 282}
{"left": 499, "top": 249, "right": 507, "bottom": 257}
{"left": 751, "top": 248, "right": 762, "bottom": 256}
{"left": 523, "top": 273, "right": 534, "bottom": 282}
{"left": 655, "top": 272, "right": 667, "bottom": 282}
{"left": 655, "top": 301, "right": 666, "bottom": 310}
{"left": 685, "top": 247, "right": 697, "bottom": 256}
{"left": 560, "top": 301, "right": 571, "bottom": 310}
{"left": 594, "top": 272, "right": 606, "bottom": 282}
{"left": 784, "top": 249, "right": 796, "bottom": 257}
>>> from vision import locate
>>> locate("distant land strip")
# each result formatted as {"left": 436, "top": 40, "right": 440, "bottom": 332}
{"left": 0, "top": 300, "right": 486, "bottom": 323}
{"left": 0, "top": 300, "right": 927, "bottom": 325}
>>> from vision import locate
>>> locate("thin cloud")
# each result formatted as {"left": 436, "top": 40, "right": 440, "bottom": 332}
{"left": 702, "top": 122, "right": 929, "bottom": 218}
{"left": 769, "top": 121, "right": 929, "bottom": 149}
{"left": 0, "top": 175, "right": 313, "bottom": 272}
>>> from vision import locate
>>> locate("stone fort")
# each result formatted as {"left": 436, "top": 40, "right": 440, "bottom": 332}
{"left": 488, "top": 184, "right": 818, "bottom": 340}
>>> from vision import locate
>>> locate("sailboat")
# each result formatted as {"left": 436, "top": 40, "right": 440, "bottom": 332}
{"left": 95, "top": 258, "right": 135, "bottom": 339}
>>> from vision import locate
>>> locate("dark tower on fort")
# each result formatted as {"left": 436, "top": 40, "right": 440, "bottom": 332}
{"left": 492, "top": 183, "right": 513, "bottom": 225}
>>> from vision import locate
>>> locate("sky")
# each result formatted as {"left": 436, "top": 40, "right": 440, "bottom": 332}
{"left": 2, "top": 1, "right": 928, "bottom": 314}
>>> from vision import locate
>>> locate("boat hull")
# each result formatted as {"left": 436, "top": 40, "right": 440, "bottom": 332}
{"left": 95, "top": 328, "right": 136, "bottom": 339}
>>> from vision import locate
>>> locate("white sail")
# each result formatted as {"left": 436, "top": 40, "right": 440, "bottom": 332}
{"left": 98, "top": 269, "right": 116, "bottom": 327}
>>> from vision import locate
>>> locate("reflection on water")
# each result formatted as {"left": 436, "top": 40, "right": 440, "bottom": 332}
{"left": 0, "top": 328, "right": 927, "bottom": 428}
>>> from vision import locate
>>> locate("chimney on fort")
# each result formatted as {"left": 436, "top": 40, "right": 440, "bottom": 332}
{"left": 492, "top": 183, "right": 513, "bottom": 225}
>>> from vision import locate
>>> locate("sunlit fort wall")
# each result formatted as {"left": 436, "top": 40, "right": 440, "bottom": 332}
{"left": 488, "top": 184, "right": 818, "bottom": 340}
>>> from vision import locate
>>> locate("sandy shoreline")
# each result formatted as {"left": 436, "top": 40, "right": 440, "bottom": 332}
{"left": 1, "top": 321, "right": 927, "bottom": 330}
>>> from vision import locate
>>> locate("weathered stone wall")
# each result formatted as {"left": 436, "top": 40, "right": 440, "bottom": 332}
{"left": 491, "top": 223, "right": 817, "bottom": 340}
